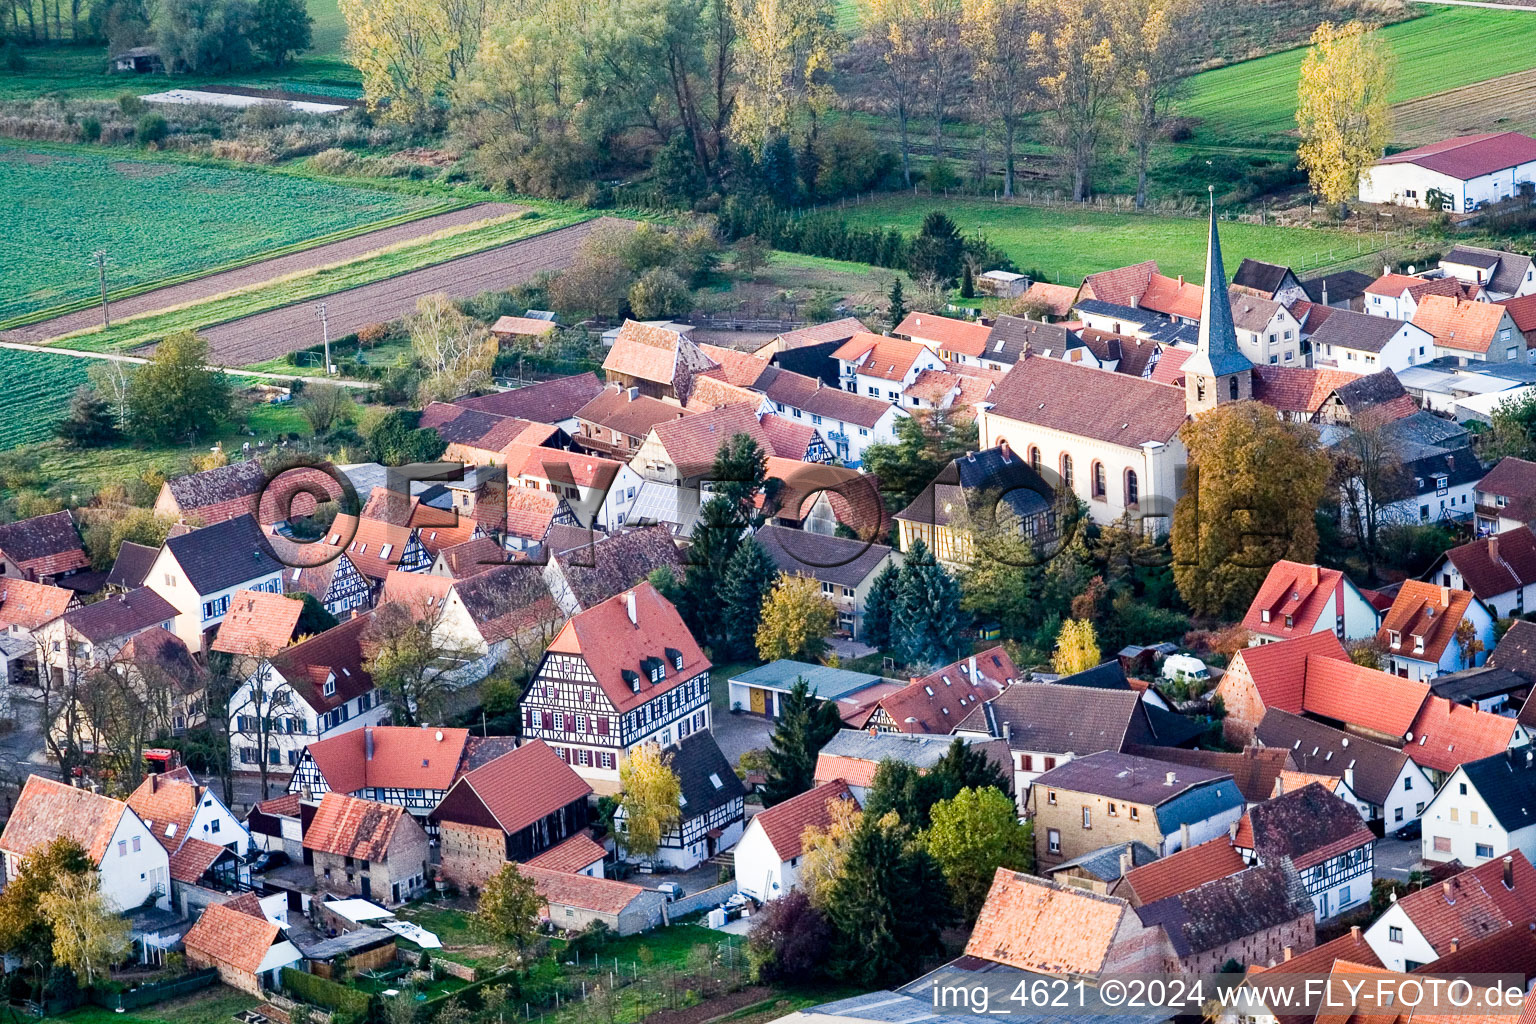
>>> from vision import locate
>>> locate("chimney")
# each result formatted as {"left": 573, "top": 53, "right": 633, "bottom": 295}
{"left": 627, "top": 386, "right": 639, "bottom": 401}
{"left": 1002, "top": 722, "right": 1012, "bottom": 742}
{"left": 1275, "top": 775, "right": 1284, "bottom": 796}
{"left": 1178, "top": 275, "right": 1185, "bottom": 287}
{"left": 1228, "top": 821, "right": 1239, "bottom": 841}
{"left": 1322, "top": 280, "right": 1329, "bottom": 307}
{"left": 969, "top": 654, "right": 978, "bottom": 679}
{"left": 1310, "top": 564, "right": 1319, "bottom": 587}
{"left": 1443, "top": 880, "right": 1454, "bottom": 901}
{"left": 365, "top": 727, "right": 374, "bottom": 760}
{"left": 1344, "top": 766, "right": 1355, "bottom": 792}
{"left": 1451, "top": 938, "right": 1460, "bottom": 953}
{"left": 1505, "top": 855, "right": 1515, "bottom": 890}
{"left": 1283, "top": 947, "right": 1293, "bottom": 962}
{"left": 1351, "top": 925, "right": 1362, "bottom": 941}
{"left": 1165, "top": 771, "right": 1177, "bottom": 786}
{"left": 1491, "top": 535, "right": 1500, "bottom": 563}
{"left": 1180, "top": 822, "right": 1191, "bottom": 849}
{"left": 149, "top": 774, "right": 158, "bottom": 794}
{"left": 1442, "top": 585, "right": 1452, "bottom": 606}
{"left": 1130, "top": 294, "right": 1139, "bottom": 309}
{"left": 1120, "top": 845, "right": 1134, "bottom": 877}
{"left": 626, "top": 590, "right": 637, "bottom": 626}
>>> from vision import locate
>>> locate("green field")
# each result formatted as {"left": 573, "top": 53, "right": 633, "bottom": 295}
{"left": 838, "top": 197, "right": 1377, "bottom": 285}
{"left": 1179, "top": 6, "right": 1536, "bottom": 146}
{"left": 0, "top": 349, "right": 94, "bottom": 448}
{"left": 0, "top": 143, "right": 443, "bottom": 320}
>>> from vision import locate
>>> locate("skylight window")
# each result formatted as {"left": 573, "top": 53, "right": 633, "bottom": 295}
{"left": 709, "top": 773, "right": 724, "bottom": 789}
{"left": 165, "top": 823, "right": 177, "bottom": 838}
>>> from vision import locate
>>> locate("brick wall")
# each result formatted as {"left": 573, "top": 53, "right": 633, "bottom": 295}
{"left": 1217, "top": 654, "right": 1266, "bottom": 745}
{"left": 1031, "top": 788, "right": 1166, "bottom": 869}
{"left": 1176, "top": 913, "right": 1314, "bottom": 972}
{"left": 439, "top": 821, "right": 507, "bottom": 889}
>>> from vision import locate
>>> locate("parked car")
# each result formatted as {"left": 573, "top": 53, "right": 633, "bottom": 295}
{"left": 655, "top": 881, "right": 685, "bottom": 902}
{"left": 1161, "top": 654, "right": 1210, "bottom": 685}
{"left": 251, "top": 850, "right": 290, "bottom": 873}
{"left": 1393, "top": 819, "right": 1422, "bottom": 841}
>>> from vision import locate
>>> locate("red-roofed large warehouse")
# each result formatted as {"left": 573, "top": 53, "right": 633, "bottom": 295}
{"left": 1361, "top": 132, "right": 1536, "bottom": 212}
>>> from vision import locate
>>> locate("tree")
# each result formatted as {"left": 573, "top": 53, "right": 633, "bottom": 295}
{"left": 300, "top": 381, "right": 354, "bottom": 434}
{"left": 756, "top": 574, "right": 837, "bottom": 662}
{"left": 746, "top": 890, "right": 831, "bottom": 983}
{"left": 728, "top": 0, "right": 839, "bottom": 151}
{"left": 55, "top": 386, "right": 121, "bottom": 447}
{"left": 823, "top": 811, "right": 952, "bottom": 985}
{"left": 39, "top": 871, "right": 130, "bottom": 986}
{"left": 887, "top": 277, "right": 907, "bottom": 331}
{"left": 1296, "top": 21, "right": 1394, "bottom": 216}
{"left": 154, "top": 0, "right": 258, "bottom": 73}
{"left": 761, "top": 676, "right": 843, "bottom": 805}
{"left": 923, "top": 787, "right": 1031, "bottom": 921}
{"left": 1333, "top": 407, "right": 1408, "bottom": 580}
{"left": 961, "top": 0, "right": 1033, "bottom": 196}
{"left": 475, "top": 863, "right": 542, "bottom": 956}
{"left": 87, "top": 360, "right": 133, "bottom": 425}
{"left": 931, "top": 736, "right": 1010, "bottom": 794}
{"left": 409, "top": 294, "right": 496, "bottom": 404}
{"left": 907, "top": 211, "right": 965, "bottom": 286}
{"left": 251, "top": 0, "right": 311, "bottom": 65}
{"left": 125, "top": 331, "right": 232, "bottom": 444}
{"left": 364, "top": 409, "right": 449, "bottom": 465}
{"left": 1037, "top": 2, "right": 1116, "bottom": 202}
{"left": 628, "top": 267, "right": 692, "bottom": 319}
{"left": 1051, "top": 618, "right": 1100, "bottom": 675}
{"left": 712, "top": 431, "right": 770, "bottom": 515}
{"left": 860, "top": 411, "right": 976, "bottom": 513}
{"left": 734, "top": 235, "right": 770, "bottom": 276}
{"left": 617, "top": 742, "right": 683, "bottom": 860}
{"left": 861, "top": 561, "right": 900, "bottom": 651}
{"left": 721, "top": 538, "right": 779, "bottom": 659}
{"left": 342, "top": 0, "right": 486, "bottom": 124}
{"left": 862, "top": 759, "right": 943, "bottom": 829}
{"left": 0, "top": 837, "right": 92, "bottom": 986}
{"left": 891, "top": 538, "right": 967, "bottom": 665}
{"left": 1455, "top": 617, "right": 1485, "bottom": 669}
{"left": 798, "top": 796, "right": 861, "bottom": 907}
{"left": 1171, "top": 402, "right": 1331, "bottom": 619}
{"left": 1111, "top": 0, "right": 1187, "bottom": 208}
{"left": 216, "top": 644, "right": 294, "bottom": 800}
{"left": 362, "top": 600, "right": 483, "bottom": 727}
{"left": 80, "top": 507, "right": 175, "bottom": 570}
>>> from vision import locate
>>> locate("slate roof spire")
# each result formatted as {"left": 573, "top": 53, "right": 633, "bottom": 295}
{"left": 1184, "top": 187, "right": 1252, "bottom": 381}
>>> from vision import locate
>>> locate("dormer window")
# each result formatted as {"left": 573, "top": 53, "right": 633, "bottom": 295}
{"left": 1262, "top": 609, "right": 1271, "bottom": 623}
{"left": 1284, "top": 615, "right": 1293, "bottom": 628}
{"left": 1389, "top": 630, "right": 1401, "bottom": 649}
{"left": 1414, "top": 635, "right": 1425, "bottom": 654}
{"left": 623, "top": 670, "right": 640, "bottom": 693}
{"left": 324, "top": 673, "right": 337, "bottom": 697}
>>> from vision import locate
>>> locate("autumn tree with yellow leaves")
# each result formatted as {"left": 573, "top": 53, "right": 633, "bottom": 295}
{"left": 617, "top": 742, "right": 683, "bottom": 860}
{"left": 798, "top": 796, "right": 862, "bottom": 907}
{"left": 1035, "top": 1, "right": 1118, "bottom": 202}
{"left": 756, "top": 573, "right": 839, "bottom": 662}
{"left": 1296, "top": 21, "right": 1394, "bottom": 216}
{"left": 1051, "top": 618, "right": 1100, "bottom": 675}
{"left": 1111, "top": 0, "right": 1188, "bottom": 209}
{"left": 960, "top": 0, "right": 1035, "bottom": 197}
{"left": 729, "top": 0, "right": 841, "bottom": 151}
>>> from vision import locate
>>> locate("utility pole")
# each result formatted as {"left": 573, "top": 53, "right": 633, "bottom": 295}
{"left": 316, "top": 301, "right": 331, "bottom": 375}
{"left": 93, "top": 250, "right": 111, "bottom": 327}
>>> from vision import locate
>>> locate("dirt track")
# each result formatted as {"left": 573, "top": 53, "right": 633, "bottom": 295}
{"left": 2, "top": 203, "right": 525, "bottom": 343}
{"left": 190, "top": 217, "right": 631, "bottom": 365}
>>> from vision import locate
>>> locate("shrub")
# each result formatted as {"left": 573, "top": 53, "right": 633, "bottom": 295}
{"left": 282, "top": 967, "right": 372, "bottom": 1024}
{"left": 136, "top": 112, "right": 168, "bottom": 145}
{"left": 79, "top": 116, "right": 102, "bottom": 142}
{"left": 118, "top": 93, "right": 146, "bottom": 116}
{"left": 3, "top": 42, "right": 26, "bottom": 72}
{"left": 310, "top": 147, "right": 357, "bottom": 175}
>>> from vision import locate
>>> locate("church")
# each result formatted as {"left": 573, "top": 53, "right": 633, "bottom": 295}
{"left": 977, "top": 188, "right": 1253, "bottom": 535}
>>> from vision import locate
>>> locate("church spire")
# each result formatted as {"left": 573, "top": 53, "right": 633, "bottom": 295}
{"left": 1184, "top": 186, "right": 1252, "bottom": 414}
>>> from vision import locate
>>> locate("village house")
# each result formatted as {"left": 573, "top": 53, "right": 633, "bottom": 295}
{"left": 861, "top": 647, "right": 1019, "bottom": 734}
{"left": 1241, "top": 560, "right": 1382, "bottom": 645}
{"left": 226, "top": 612, "right": 387, "bottom": 773}
{"left": 1075, "top": 259, "right": 1205, "bottom": 326}
{"left": 1364, "top": 852, "right": 1536, "bottom": 970}
{"left": 893, "top": 311, "right": 993, "bottom": 367}
{"left": 758, "top": 365, "right": 907, "bottom": 467}
{"left": 518, "top": 583, "right": 710, "bottom": 789}
{"left": 153, "top": 460, "right": 268, "bottom": 525}
{"left": 432, "top": 739, "right": 595, "bottom": 888}
{"left": 1359, "top": 131, "right": 1536, "bottom": 212}
{"left": 1044, "top": 840, "right": 1161, "bottom": 894}
{"left": 210, "top": 588, "right": 308, "bottom": 668}
{"left": 34, "top": 586, "right": 179, "bottom": 687}
{"left": 1232, "top": 259, "right": 1308, "bottom": 305}
{"left": 0, "top": 577, "right": 73, "bottom": 689}
{"left": 490, "top": 314, "right": 558, "bottom": 345}
{"left": 1413, "top": 294, "right": 1525, "bottom": 364}
{"left": 601, "top": 321, "right": 721, "bottom": 404}
{"left": 572, "top": 386, "right": 687, "bottom": 459}
{"left": 0, "top": 510, "right": 89, "bottom": 585}
{"left": 1134, "top": 862, "right": 1317, "bottom": 971}
{"left": 145, "top": 516, "right": 286, "bottom": 650}
{"left": 754, "top": 525, "right": 897, "bottom": 640}
{"left": 893, "top": 445, "right": 1058, "bottom": 564}
{"left": 1501, "top": 294, "right": 1536, "bottom": 352}
{"left": 541, "top": 525, "right": 683, "bottom": 617}
{"left": 752, "top": 318, "right": 867, "bottom": 384}
{"left": 303, "top": 791, "right": 430, "bottom": 905}
{"left": 245, "top": 793, "right": 304, "bottom": 860}
{"left": 1309, "top": 309, "right": 1437, "bottom": 373}
{"left": 616, "top": 731, "right": 744, "bottom": 869}
{"left": 127, "top": 768, "right": 250, "bottom": 862}
{"left": 1254, "top": 708, "right": 1433, "bottom": 827}
{"left": 1302, "top": 270, "right": 1376, "bottom": 311}
{"left": 1364, "top": 273, "right": 1479, "bottom": 321}
{"left": 1442, "top": 245, "right": 1536, "bottom": 301}
{"left": 1235, "top": 782, "right": 1375, "bottom": 920}
{"left": 1122, "top": 746, "right": 1294, "bottom": 807}
{"left": 899, "top": 367, "right": 996, "bottom": 418}
{"left": 815, "top": 731, "right": 1012, "bottom": 805}
{"left": 1028, "top": 750, "right": 1245, "bottom": 869}
{"left": 727, "top": 660, "right": 885, "bottom": 719}
{"left": 1474, "top": 457, "right": 1536, "bottom": 534}
{"left": 1228, "top": 289, "right": 1305, "bottom": 367}
{"left": 1013, "top": 281, "right": 1079, "bottom": 322}
{"left": 1418, "top": 748, "right": 1536, "bottom": 867}
{"left": 524, "top": 865, "right": 667, "bottom": 936}
{"left": 831, "top": 332, "right": 947, "bottom": 402}
{"left": 1425, "top": 527, "right": 1536, "bottom": 618}
{"left": 454, "top": 373, "right": 605, "bottom": 433}
{"left": 1378, "top": 580, "right": 1497, "bottom": 680}
{"left": 734, "top": 778, "right": 856, "bottom": 902}
{"left": 182, "top": 898, "right": 302, "bottom": 995}
{"left": 418, "top": 401, "right": 563, "bottom": 466}
{"left": 0, "top": 775, "right": 170, "bottom": 911}
{"left": 283, "top": 543, "right": 373, "bottom": 617}
{"left": 1113, "top": 835, "right": 1243, "bottom": 906}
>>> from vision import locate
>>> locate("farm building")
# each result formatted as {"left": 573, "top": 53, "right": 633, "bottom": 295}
{"left": 1360, "top": 132, "right": 1536, "bottom": 212}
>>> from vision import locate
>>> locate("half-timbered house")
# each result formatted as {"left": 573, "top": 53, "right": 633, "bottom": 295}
{"left": 615, "top": 731, "right": 744, "bottom": 869}
{"left": 518, "top": 582, "right": 710, "bottom": 789}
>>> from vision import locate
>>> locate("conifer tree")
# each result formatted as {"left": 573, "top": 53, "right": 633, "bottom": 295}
{"left": 861, "top": 561, "right": 900, "bottom": 651}
{"left": 761, "top": 677, "right": 843, "bottom": 806}
{"left": 721, "top": 538, "right": 779, "bottom": 659}
{"left": 891, "top": 538, "right": 968, "bottom": 665}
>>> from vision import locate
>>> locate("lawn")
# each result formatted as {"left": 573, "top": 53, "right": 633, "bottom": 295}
{"left": 1179, "top": 6, "right": 1536, "bottom": 146}
{"left": 0, "top": 142, "right": 443, "bottom": 321}
{"left": 0, "top": 349, "right": 95, "bottom": 448}
{"left": 43, "top": 990, "right": 261, "bottom": 1024}
{"left": 838, "top": 197, "right": 1376, "bottom": 285}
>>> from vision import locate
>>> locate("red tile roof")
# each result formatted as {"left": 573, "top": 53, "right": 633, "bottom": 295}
{"left": 1017, "top": 282, "right": 1078, "bottom": 318}
{"left": 1300, "top": 658, "right": 1430, "bottom": 739}
{"left": 987, "top": 353, "right": 1188, "bottom": 448}
{"left": 491, "top": 315, "right": 558, "bottom": 337}
{"left": 544, "top": 582, "right": 709, "bottom": 712}
{"left": 268, "top": 612, "right": 374, "bottom": 713}
{"left": 759, "top": 414, "right": 821, "bottom": 462}
{"left": 1251, "top": 366, "right": 1368, "bottom": 416}
{"left": 505, "top": 488, "right": 561, "bottom": 541}
{"left": 1377, "top": 580, "right": 1478, "bottom": 665}
{"left": 686, "top": 374, "right": 764, "bottom": 412}
{"left": 0, "top": 775, "right": 129, "bottom": 863}
{"left": 811, "top": 754, "right": 882, "bottom": 789}
{"left": 602, "top": 321, "right": 715, "bottom": 387}
{"left": 1404, "top": 696, "right": 1519, "bottom": 774}
{"left": 434, "top": 537, "right": 509, "bottom": 579}
{"left": 1499, "top": 293, "right": 1536, "bottom": 334}
{"left": 184, "top": 900, "right": 282, "bottom": 974}
{"left": 1376, "top": 132, "right": 1536, "bottom": 180}
{"left": 0, "top": 578, "right": 72, "bottom": 631}
{"left": 211, "top": 589, "right": 304, "bottom": 656}
{"left": 524, "top": 864, "right": 652, "bottom": 915}
{"left": 127, "top": 773, "right": 206, "bottom": 852}
{"left": 438, "top": 740, "right": 592, "bottom": 835}
{"left": 696, "top": 344, "right": 773, "bottom": 387}
{"left": 831, "top": 333, "right": 932, "bottom": 381}
{"left": 1412, "top": 295, "right": 1511, "bottom": 354}
{"left": 895, "top": 312, "right": 992, "bottom": 357}
{"left": 876, "top": 647, "right": 1017, "bottom": 733}
{"left": 1445, "top": 527, "right": 1536, "bottom": 600}
{"left": 305, "top": 725, "right": 473, "bottom": 795}
{"left": 502, "top": 443, "right": 627, "bottom": 492}
{"left": 1476, "top": 457, "right": 1536, "bottom": 523}
{"left": 1242, "top": 561, "right": 1348, "bottom": 637}
{"left": 1138, "top": 273, "right": 1205, "bottom": 321}
{"left": 303, "top": 792, "right": 409, "bottom": 862}
{"left": 750, "top": 778, "right": 855, "bottom": 861}
{"left": 965, "top": 868, "right": 1130, "bottom": 974}
{"left": 454, "top": 373, "right": 604, "bottom": 424}
{"left": 1080, "top": 261, "right": 1158, "bottom": 308}
{"left": 168, "top": 837, "right": 226, "bottom": 883}
{"left": 0, "top": 510, "right": 88, "bottom": 578}
{"left": 1229, "top": 631, "right": 1351, "bottom": 714}
{"left": 1148, "top": 346, "right": 1193, "bottom": 385}
{"left": 1120, "top": 837, "right": 1245, "bottom": 905}
{"left": 1392, "top": 852, "right": 1536, "bottom": 955}
{"left": 1364, "top": 273, "right": 1474, "bottom": 301}
{"left": 525, "top": 833, "right": 607, "bottom": 873}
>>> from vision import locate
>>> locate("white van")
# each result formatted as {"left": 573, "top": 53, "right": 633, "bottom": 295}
{"left": 1161, "top": 654, "right": 1210, "bottom": 684}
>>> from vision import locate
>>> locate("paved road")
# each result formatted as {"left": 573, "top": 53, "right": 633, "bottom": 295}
{"left": 0, "top": 203, "right": 526, "bottom": 344}
{"left": 1375, "top": 833, "right": 1425, "bottom": 879}
{"left": 0, "top": 339, "right": 375, "bottom": 389}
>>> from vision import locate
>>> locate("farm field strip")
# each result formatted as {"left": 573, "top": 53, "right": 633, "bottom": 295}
{"left": 1389, "top": 66, "right": 1536, "bottom": 144}
{"left": 836, "top": 198, "right": 1376, "bottom": 285}
{"left": 0, "top": 349, "right": 92, "bottom": 448}
{"left": 45, "top": 210, "right": 593, "bottom": 354}
{"left": 2, "top": 202, "right": 526, "bottom": 343}
{"left": 195, "top": 218, "right": 633, "bottom": 365}
{"left": 0, "top": 143, "right": 440, "bottom": 320}
{"left": 1178, "top": 6, "right": 1536, "bottom": 145}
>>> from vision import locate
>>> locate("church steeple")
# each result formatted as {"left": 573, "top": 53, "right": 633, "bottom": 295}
{"left": 1184, "top": 186, "right": 1253, "bottom": 416}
